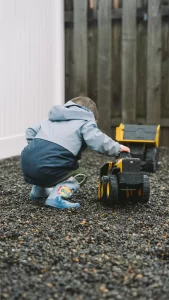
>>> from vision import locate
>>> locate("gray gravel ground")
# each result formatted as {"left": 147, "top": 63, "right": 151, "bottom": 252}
{"left": 0, "top": 148, "right": 169, "bottom": 300}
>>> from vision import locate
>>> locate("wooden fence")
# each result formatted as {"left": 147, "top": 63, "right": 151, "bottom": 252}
{"left": 65, "top": 0, "right": 169, "bottom": 146}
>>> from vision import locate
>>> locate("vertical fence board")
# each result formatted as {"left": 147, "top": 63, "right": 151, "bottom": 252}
{"left": 122, "top": 0, "right": 137, "bottom": 123}
{"left": 65, "top": 0, "right": 74, "bottom": 101}
{"left": 88, "top": 0, "right": 98, "bottom": 103}
{"left": 161, "top": 20, "right": 169, "bottom": 118}
{"left": 111, "top": 1, "right": 122, "bottom": 119}
{"left": 136, "top": 21, "right": 147, "bottom": 118}
{"left": 112, "top": 20, "right": 122, "bottom": 119}
{"left": 88, "top": 24, "right": 97, "bottom": 103}
{"left": 147, "top": 0, "right": 161, "bottom": 124}
{"left": 65, "top": 26, "right": 74, "bottom": 101}
{"left": 97, "top": 0, "right": 112, "bottom": 135}
{"left": 160, "top": 128, "right": 169, "bottom": 147}
{"left": 73, "top": 0, "right": 88, "bottom": 96}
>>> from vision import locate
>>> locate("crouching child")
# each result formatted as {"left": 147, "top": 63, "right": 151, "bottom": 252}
{"left": 21, "top": 96, "right": 130, "bottom": 209}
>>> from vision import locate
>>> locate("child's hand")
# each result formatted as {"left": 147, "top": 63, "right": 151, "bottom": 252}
{"left": 120, "top": 145, "right": 130, "bottom": 153}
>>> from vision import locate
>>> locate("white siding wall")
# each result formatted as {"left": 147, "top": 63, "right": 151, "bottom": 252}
{"left": 0, "top": 0, "right": 64, "bottom": 159}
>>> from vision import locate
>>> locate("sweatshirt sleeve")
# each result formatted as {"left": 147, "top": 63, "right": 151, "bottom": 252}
{"left": 26, "top": 123, "right": 41, "bottom": 144}
{"left": 81, "top": 121, "right": 121, "bottom": 156}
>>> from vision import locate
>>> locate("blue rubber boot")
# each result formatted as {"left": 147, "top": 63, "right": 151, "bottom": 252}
{"left": 45, "top": 177, "right": 80, "bottom": 209}
{"left": 30, "top": 186, "right": 53, "bottom": 200}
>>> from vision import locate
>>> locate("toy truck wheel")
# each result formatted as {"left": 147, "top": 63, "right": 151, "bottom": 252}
{"left": 145, "top": 147, "right": 158, "bottom": 172}
{"left": 106, "top": 175, "right": 118, "bottom": 205}
{"left": 140, "top": 175, "right": 150, "bottom": 204}
{"left": 100, "top": 176, "right": 109, "bottom": 202}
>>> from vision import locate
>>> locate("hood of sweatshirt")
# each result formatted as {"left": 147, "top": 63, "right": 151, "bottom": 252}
{"left": 48, "top": 100, "right": 95, "bottom": 122}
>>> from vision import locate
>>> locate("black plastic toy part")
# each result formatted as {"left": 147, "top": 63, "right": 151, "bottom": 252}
{"left": 118, "top": 151, "right": 131, "bottom": 159}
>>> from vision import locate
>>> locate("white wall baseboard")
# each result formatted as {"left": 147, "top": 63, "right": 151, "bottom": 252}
{"left": 0, "top": 134, "right": 27, "bottom": 160}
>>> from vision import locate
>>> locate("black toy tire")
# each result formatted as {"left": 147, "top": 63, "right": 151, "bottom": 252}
{"left": 100, "top": 176, "right": 109, "bottom": 203}
{"left": 145, "top": 147, "right": 158, "bottom": 172}
{"left": 105, "top": 175, "right": 119, "bottom": 206}
{"left": 140, "top": 175, "right": 150, "bottom": 204}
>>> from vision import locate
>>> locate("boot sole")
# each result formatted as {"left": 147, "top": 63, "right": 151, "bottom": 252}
{"left": 45, "top": 199, "right": 80, "bottom": 209}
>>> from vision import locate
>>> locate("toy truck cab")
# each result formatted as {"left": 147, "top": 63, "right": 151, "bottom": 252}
{"left": 116, "top": 123, "right": 160, "bottom": 172}
{"left": 98, "top": 152, "right": 150, "bottom": 206}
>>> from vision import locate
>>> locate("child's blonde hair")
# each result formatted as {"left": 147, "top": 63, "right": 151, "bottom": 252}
{"left": 71, "top": 96, "right": 98, "bottom": 121}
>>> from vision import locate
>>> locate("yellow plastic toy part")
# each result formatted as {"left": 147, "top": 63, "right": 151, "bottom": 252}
{"left": 116, "top": 123, "right": 160, "bottom": 148}
{"left": 155, "top": 125, "right": 160, "bottom": 148}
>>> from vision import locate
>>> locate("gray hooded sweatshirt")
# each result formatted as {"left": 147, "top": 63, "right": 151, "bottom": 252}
{"left": 21, "top": 101, "right": 121, "bottom": 187}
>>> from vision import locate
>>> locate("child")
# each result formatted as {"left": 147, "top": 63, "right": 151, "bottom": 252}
{"left": 21, "top": 96, "right": 130, "bottom": 209}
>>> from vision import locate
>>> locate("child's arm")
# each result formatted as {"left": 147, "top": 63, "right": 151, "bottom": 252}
{"left": 26, "top": 123, "right": 41, "bottom": 144}
{"left": 81, "top": 121, "right": 130, "bottom": 156}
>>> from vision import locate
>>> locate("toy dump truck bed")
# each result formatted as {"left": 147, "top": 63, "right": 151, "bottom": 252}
{"left": 116, "top": 124, "right": 160, "bottom": 147}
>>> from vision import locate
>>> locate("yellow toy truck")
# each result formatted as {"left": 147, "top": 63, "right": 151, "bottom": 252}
{"left": 98, "top": 152, "right": 150, "bottom": 206}
{"left": 116, "top": 124, "right": 160, "bottom": 172}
